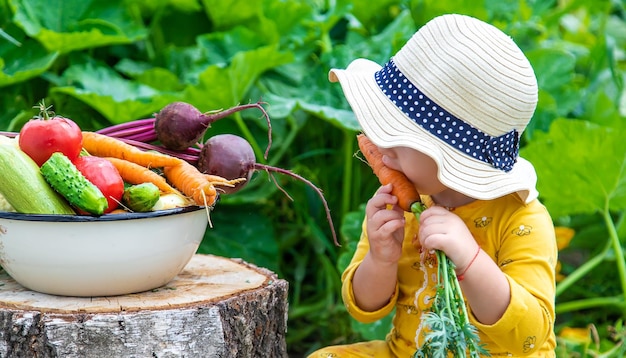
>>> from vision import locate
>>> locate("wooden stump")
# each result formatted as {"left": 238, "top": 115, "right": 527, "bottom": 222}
{"left": 0, "top": 254, "right": 289, "bottom": 358}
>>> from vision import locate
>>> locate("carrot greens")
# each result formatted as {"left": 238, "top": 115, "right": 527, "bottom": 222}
{"left": 411, "top": 203, "right": 489, "bottom": 358}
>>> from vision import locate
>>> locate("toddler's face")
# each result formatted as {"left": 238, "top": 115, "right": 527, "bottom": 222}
{"left": 378, "top": 146, "right": 445, "bottom": 195}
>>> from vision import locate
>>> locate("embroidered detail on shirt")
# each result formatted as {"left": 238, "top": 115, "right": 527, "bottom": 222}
{"left": 523, "top": 336, "right": 536, "bottom": 353}
{"left": 474, "top": 216, "right": 492, "bottom": 228}
{"left": 413, "top": 249, "right": 434, "bottom": 349}
{"left": 500, "top": 258, "right": 513, "bottom": 267}
{"left": 390, "top": 328, "right": 400, "bottom": 341}
{"left": 424, "top": 255, "right": 436, "bottom": 269}
{"left": 398, "top": 303, "right": 420, "bottom": 315}
{"left": 512, "top": 224, "right": 533, "bottom": 236}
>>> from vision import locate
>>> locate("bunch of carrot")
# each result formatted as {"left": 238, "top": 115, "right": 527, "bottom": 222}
{"left": 356, "top": 134, "right": 487, "bottom": 357}
{"left": 82, "top": 131, "right": 242, "bottom": 208}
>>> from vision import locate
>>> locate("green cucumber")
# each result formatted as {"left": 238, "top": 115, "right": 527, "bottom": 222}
{"left": 122, "top": 182, "right": 160, "bottom": 212}
{"left": 40, "top": 152, "right": 108, "bottom": 216}
{"left": 0, "top": 144, "right": 75, "bottom": 215}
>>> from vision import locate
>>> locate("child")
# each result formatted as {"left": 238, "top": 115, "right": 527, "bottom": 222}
{"left": 309, "top": 14, "right": 557, "bottom": 357}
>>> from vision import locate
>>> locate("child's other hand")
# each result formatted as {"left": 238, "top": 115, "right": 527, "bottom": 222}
{"left": 365, "top": 184, "right": 406, "bottom": 265}
{"left": 418, "top": 206, "right": 478, "bottom": 270}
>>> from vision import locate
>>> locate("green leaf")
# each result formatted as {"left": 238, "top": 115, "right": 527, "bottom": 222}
{"left": 527, "top": 48, "right": 577, "bottom": 95}
{"left": 262, "top": 0, "right": 313, "bottom": 42}
{"left": 261, "top": 10, "right": 416, "bottom": 132}
{"left": 521, "top": 119, "right": 626, "bottom": 218}
{"left": 337, "top": 204, "right": 365, "bottom": 272}
{"left": 183, "top": 44, "right": 292, "bottom": 111}
{"left": 9, "top": 0, "right": 147, "bottom": 53}
{"left": 410, "top": 0, "right": 488, "bottom": 24}
{"left": 523, "top": 48, "right": 581, "bottom": 136}
{"left": 201, "top": 0, "right": 263, "bottom": 30}
{"left": 196, "top": 26, "right": 275, "bottom": 64}
{"left": 115, "top": 59, "right": 185, "bottom": 92}
{"left": 50, "top": 61, "right": 179, "bottom": 123}
{"left": 350, "top": 0, "right": 407, "bottom": 33}
{"left": 0, "top": 38, "right": 58, "bottom": 87}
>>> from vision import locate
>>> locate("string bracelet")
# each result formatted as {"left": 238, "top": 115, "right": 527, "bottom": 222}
{"left": 456, "top": 245, "right": 480, "bottom": 282}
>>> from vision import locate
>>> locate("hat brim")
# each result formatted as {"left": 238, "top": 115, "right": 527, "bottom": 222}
{"left": 329, "top": 58, "right": 538, "bottom": 203}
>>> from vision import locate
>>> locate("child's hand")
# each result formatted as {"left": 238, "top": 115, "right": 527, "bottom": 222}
{"left": 418, "top": 206, "right": 479, "bottom": 271}
{"left": 365, "top": 184, "right": 406, "bottom": 265}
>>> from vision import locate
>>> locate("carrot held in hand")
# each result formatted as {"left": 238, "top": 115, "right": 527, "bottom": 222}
{"left": 82, "top": 131, "right": 184, "bottom": 168}
{"left": 357, "top": 134, "right": 423, "bottom": 213}
{"left": 357, "top": 132, "right": 487, "bottom": 356}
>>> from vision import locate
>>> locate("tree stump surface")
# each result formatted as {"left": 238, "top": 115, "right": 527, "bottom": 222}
{"left": 0, "top": 254, "right": 289, "bottom": 358}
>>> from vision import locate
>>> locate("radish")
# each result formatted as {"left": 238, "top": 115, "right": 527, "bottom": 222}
{"left": 198, "top": 134, "right": 338, "bottom": 245}
{"left": 154, "top": 101, "right": 272, "bottom": 158}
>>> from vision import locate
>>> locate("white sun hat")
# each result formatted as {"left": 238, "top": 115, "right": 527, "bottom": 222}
{"left": 329, "top": 13, "right": 539, "bottom": 203}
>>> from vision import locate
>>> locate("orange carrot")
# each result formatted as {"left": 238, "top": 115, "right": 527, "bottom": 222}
{"left": 357, "top": 134, "right": 421, "bottom": 212}
{"left": 163, "top": 161, "right": 217, "bottom": 207}
{"left": 203, "top": 174, "right": 247, "bottom": 189}
{"left": 82, "top": 131, "right": 183, "bottom": 168}
{"left": 104, "top": 157, "right": 178, "bottom": 194}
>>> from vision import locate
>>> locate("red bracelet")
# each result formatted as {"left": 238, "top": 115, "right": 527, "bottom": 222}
{"left": 456, "top": 246, "right": 480, "bottom": 282}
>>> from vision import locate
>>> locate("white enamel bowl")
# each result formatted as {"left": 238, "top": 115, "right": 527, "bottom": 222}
{"left": 0, "top": 206, "right": 208, "bottom": 297}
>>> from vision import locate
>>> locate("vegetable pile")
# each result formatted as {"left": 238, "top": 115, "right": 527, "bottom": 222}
{"left": 356, "top": 134, "right": 487, "bottom": 357}
{"left": 0, "top": 100, "right": 337, "bottom": 244}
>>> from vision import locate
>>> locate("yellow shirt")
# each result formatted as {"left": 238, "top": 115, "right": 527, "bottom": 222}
{"left": 341, "top": 194, "right": 557, "bottom": 357}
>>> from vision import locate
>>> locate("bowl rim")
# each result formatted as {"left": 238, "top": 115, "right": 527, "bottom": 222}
{"left": 0, "top": 206, "right": 206, "bottom": 222}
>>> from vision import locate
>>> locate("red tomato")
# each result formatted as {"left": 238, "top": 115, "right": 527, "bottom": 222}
{"left": 18, "top": 116, "right": 83, "bottom": 166}
{"left": 73, "top": 156, "right": 125, "bottom": 214}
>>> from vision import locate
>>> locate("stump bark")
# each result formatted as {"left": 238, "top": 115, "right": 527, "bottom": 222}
{"left": 0, "top": 254, "right": 289, "bottom": 358}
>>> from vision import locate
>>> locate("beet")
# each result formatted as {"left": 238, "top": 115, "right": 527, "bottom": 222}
{"left": 154, "top": 102, "right": 205, "bottom": 151}
{"left": 198, "top": 134, "right": 339, "bottom": 245}
{"left": 154, "top": 101, "right": 273, "bottom": 156}
{"left": 198, "top": 134, "right": 255, "bottom": 194}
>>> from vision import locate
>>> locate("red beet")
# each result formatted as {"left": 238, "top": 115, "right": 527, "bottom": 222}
{"left": 198, "top": 134, "right": 339, "bottom": 245}
{"left": 198, "top": 134, "right": 255, "bottom": 194}
{"left": 154, "top": 101, "right": 273, "bottom": 157}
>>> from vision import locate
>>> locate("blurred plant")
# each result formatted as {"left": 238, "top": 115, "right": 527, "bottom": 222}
{"left": 555, "top": 227, "right": 576, "bottom": 282}
{"left": 556, "top": 321, "right": 625, "bottom": 358}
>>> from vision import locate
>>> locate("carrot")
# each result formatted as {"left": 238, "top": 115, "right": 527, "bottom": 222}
{"left": 103, "top": 157, "right": 179, "bottom": 194}
{"left": 357, "top": 134, "right": 421, "bottom": 212}
{"left": 163, "top": 161, "right": 218, "bottom": 207}
{"left": 82, "top": 131, "right": 183, "bottom": 168}
{"left": 203, "top": 174, "right": 247, "bottom": 190}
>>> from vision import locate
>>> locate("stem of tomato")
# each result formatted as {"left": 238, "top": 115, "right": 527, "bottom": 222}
{"left": 35, "top": 100, "right": 53, "bottom": 120}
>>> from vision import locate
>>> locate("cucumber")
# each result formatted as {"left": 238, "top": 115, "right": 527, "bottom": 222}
{"left": 0, "top": 144, "right": 75, "bottom": 215}
{"left": 40, "top": 152, "right": 108, "bottom": 216}
{"left": 122, "top": 182, "right": 160, "bottom": 212}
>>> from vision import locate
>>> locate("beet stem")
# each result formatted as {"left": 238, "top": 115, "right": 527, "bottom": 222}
{"left": 253, "top": 163, "right": 339, "bottom": 246}
{"left": 125, "top": 132, "right": 158, "bottom": 143}
{"left": 203, "top": 101, "right": 272, "bottom": 160}
{"left": 99, "top": 125, "right": 153, "bottom": 139}
{"left": 96, "top": 118, "right": 156, "bottom": 135}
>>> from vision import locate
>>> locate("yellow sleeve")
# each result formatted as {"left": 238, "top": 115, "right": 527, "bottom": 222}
{"left": 471, "top": 200, "right": 557, "bottom": 355}
{"left": 340, "top": 218, "right": 397, "bottom": 323}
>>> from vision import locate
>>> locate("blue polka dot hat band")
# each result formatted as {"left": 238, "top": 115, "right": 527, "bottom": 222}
{"left": 374, "top": 59, "right": 519, "bottom": 172}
